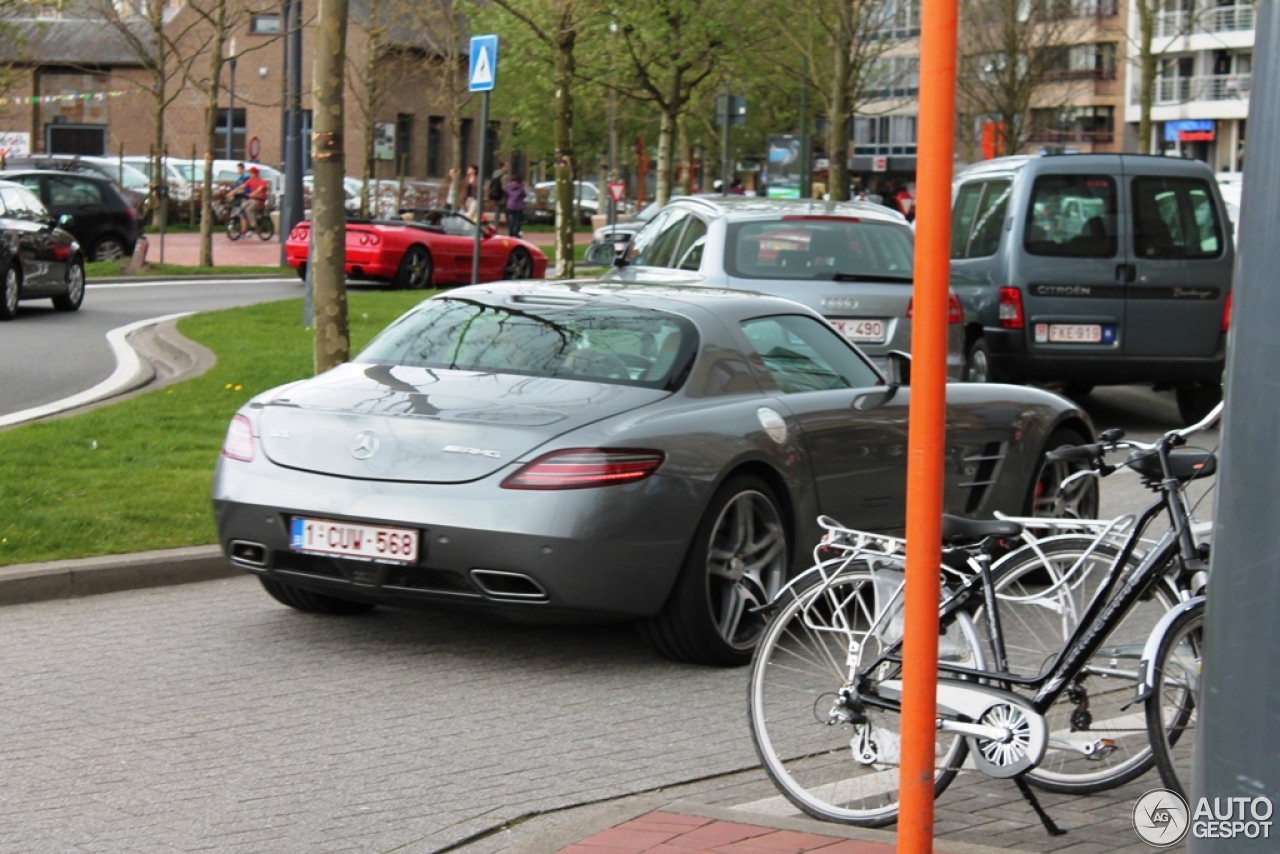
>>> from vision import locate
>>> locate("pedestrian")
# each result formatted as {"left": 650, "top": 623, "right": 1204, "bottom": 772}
{"left": 487, "top": 160, "right": 509, "bottom": 225}
{"left": 895, "top": 182, "right": 915, "bottom": 222}
{"left": 728, "top": 178, "right": 745, "bottom": 195}
{"left": 463, "top": 165, "right": 478, "bottom": 220}
{"left": 504, "top": 173, "right": 527, "bottom": 238}
{"left": 444, "top": 167, "right": 458, "bottom": 211}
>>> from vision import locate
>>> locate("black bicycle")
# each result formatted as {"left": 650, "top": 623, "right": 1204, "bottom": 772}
{"left": 747, "top": 402, "right": 1221, "bottom": 827}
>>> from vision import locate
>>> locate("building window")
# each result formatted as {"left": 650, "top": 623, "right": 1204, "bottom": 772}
{"left": 874, "top": 0, "right": 921, "bottom": 38}
{"left": 250, "top": 13, "right": 281, "bottom": 35}
{"left": 395, "top": 113, "right": 413, "bottom": 173}
{"left": 460, "top": 118, "right": 473, "bottom": 170}
{"left": 1029, "top": 106, "right": 1115, "bottom": 143}
{"left": 853, "top": 115, "right": 918, "bottom": 156}
{"left": 426, "top": 116, "right": 443, "bottom": 177}
{"left": 215, "top": 108, "right": 247, "bottom": 159}
{"left": 484, "top": 120, "right": 499, "bottom": 178}
{"left": 1045, "top": 42, "right": 1116, "bottom": 80}
{"left": 866, "top": 56, "right": 920, "bottom": 98}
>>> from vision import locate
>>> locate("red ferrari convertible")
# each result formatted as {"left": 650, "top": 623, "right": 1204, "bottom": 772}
{"left": 285, "top": 211, "right": 548, "bottom": 288}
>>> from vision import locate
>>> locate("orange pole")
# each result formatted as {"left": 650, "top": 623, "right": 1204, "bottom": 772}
{"left": 897, "top": 0, "right": 958, "bottom": 847}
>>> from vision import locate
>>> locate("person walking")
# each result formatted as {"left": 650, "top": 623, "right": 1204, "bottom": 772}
{"left": 462, "top": 165, "right": 479, "bottom": 220}
{"left": 504, "top": 173, "right": 527, "bottom": 238}
{"left": 487, "top": 160, "right": 509, "bottom": 225}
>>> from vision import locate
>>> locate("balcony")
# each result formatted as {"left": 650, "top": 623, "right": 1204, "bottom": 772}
{"left": 1044, "top": 67, "right": 1118, "bottom": 82}
{"left": 1143, "top": 73, "right": 1252, "bottom": 105}
{"left": 1031, "top": 0, "right": 1120, "bottom": 20}
{"left": 1155, "top": 4, "right": 1254, "bottom": 38}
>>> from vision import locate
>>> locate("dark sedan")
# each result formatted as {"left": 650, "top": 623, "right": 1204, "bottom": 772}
{"left": 0, "top": 179, "right": 86, "bottom": 319}
{"left": 212, "top": 281, "right": 1095, "bottom": 666}
{"left": 0, "top": 169, "right": 141, "bottom": 261}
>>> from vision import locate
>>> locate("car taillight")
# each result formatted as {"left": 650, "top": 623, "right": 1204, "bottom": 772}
{"left": 1222, "top": 292, "right": 1232, "bottom": 332}
{"left": 501, "top": 448, "right": 665, "bottom": 490}
{"left": 222, "top": 414, "right": 255, "bottom": 462}
{"left": 356, "top": 232, "right": 381, "bottom": 246}
{"left": 289, "top": 226, "right": 309, "bottom": 241}
{"left": 905, "top": 294, "right": 964, "bottom": 324}
{"left": 998, "top": 287, "right": 1024, "bottom": 329}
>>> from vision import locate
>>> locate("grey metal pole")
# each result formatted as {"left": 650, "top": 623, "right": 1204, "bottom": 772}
{"left": 280, "top": 0, "right": 289, "bottom": 164}
{"left": 1190, "top": 2, "right": 1280, "bottom": 850}
{"left": 283, "top": 0, "right": 304, "bottom": 268}
{"left": 721, "top": 94, "right": 730, "bottom": 198}
{"left": 798, "top": 58, "right": 809, "bottom": 200}
{"left": 608, "top": 88, "right": 617, "bottom": 228}
{"left": 471, "top": 91, "right": 489, "bottom": 285}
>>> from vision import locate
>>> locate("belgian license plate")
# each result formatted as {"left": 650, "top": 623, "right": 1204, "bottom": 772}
{"left": 831, "top": 318, "right": 886, "bottom": 343}
{"left": 1046, "top": 323, "right": 1102, "bottom": 343}
{"left": 290, "top": 517, "right": 418, "bottom": 564}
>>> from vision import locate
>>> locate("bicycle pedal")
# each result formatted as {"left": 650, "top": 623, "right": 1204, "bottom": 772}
{"left": 1084, "top": 738, "right": 1117, "bottom": 761}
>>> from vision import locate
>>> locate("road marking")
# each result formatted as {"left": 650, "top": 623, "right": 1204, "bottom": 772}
{"left": 0, "top": 311, "right": 193, "bottom": 428}
{"left": 86, "top": 278, "right": 295, "bottom": 290}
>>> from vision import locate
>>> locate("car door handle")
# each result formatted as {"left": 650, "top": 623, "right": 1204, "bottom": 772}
{"left": 1115, "top": 263, "right": 1136, "bottom": 284}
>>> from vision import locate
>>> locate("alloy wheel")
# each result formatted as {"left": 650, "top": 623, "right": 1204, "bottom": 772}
{"left": 705, "top": 490, "right": 787, "bottom": 649}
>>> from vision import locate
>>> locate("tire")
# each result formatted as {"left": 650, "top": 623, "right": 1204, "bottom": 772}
{"left": 1027, "top": 427, "right": 1100, "bottom": 520}
{"left": 1175, "top": 382, "right": 1221, "bottom": 427}
{"left": 296, "top": 263, "right": 307, "bottom": 282}
{"left": 258, "top": 577, "right": 376, "bottom": 616}
{"left": 503, "top": 247, "right": 534, "bottom": 280}
{"left": 1062, "top": 383, "right": 1094, "bottom": 398}
{"left": 225, "top": 217, "right": 242, "bottom": 241}
{"left": 980, "top": 537, "right": 1178, "bottom": 794}
{"left": 748, "top": 570, "right": 982, "bottom": 825}
{"left": 52, "top": 259, "right": 85, "bottom": 312}
{"left": 393, "top": 246, "right": 432, "bottom": 290}
{"left": 256, "top": 216, "right": 275, "bottom": 241}
{"left": 639, "top": 475, "right": 789, "bottom": 666}
{"left": 91, "top": 235, "right": 128, "bottom": 261}
{"left": 0, "top": 265, "right": 19, "bottom": 320}
{"left": 1145, "top": 602, "right": 1203, "bottom": 800}
{"left": 964, "top": 337, "right": 999, "bottom": 383}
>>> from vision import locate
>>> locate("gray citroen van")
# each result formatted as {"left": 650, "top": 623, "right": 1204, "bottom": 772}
{"left": 950, "top": 154, "right": 1231, "bottom": 424}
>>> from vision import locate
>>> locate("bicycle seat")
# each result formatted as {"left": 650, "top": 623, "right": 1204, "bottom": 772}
{"left": 941, "top": 515, "right": 1023, "bottom": 545}
{"left": 1126, "top": 449, "right": 1216, "bottom": 484}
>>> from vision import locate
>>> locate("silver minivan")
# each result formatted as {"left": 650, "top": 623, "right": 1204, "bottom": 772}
{"left": 950, "top": 154, "right": 1232, "bottom": 424}
{"left": 592, "top": 196, "right": 965, "bottom": 378}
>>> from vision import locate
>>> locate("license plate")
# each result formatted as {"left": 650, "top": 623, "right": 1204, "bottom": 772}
{"left": 1040, "top": 323, "right": 1103, "bottom": 344}
{"left": 831, "top": 318, "right": 886, "bottom": 343}
{"left": 290, "top": 517, "right": 419, "bottom": 564}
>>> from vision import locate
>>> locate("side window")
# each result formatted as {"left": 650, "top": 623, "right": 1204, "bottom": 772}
{"left": 49, "top": 177, "right": 102, "bottom": 207}
{"left": 19, "top": 187, "right": 48, "bottom": 219}
{"left": 671, "top": 216, "right": 708, "bottom": 271}
{"left": 0, "top": 187, "right": 25, "bottom": 219}
{"left": 950, "top": 182, "right": 984, "bottom": 259}
{"left": 740, "top": 315, "right": 880, "bottom": 394}
{"left": 1132, "top": 177, "right": 1222, "bottom": 260}
{"left": 966, "top": 180, "right": 1011, "bottom": 258}
{"left": 624, "top": 208, "right": 677, "bottom": 265}
{"left": 629, "top": 209, "right": 690, "bottom": 267}
{"left": 1024, "top": 174, "right": 1117, "bottom": 258}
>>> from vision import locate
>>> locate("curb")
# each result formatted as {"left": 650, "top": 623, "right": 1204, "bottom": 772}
{"left": 0, "top": 545, "right": 239, "bottom": 607}
{"left": 88, "top": 273, "right": 296, "bottom": 284}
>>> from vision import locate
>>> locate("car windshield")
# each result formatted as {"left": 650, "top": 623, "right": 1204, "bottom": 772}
{"left": 356, "top": 297, "right": 698, "bottom": 390}
{"left": 726, "top": 218, "right": 915, "bottom": 281}
{"left": 177, "top": 162, "right": 205, "bottom": 181}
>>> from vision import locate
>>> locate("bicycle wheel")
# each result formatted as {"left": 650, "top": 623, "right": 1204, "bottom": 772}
{"left": 983, "top": 537, "right": 1177, "bottom": 794}
{"left": 226, "top": 214, "right": 242, "bottom": 241}
{"left": 1145, "top": 602, "right": 1203, "bottom": 800}
{"left": 748, "top": 569, "right": 982, "bottom": 826}
{"left": 257, "top": 215, "right": 275, "bottom": 240}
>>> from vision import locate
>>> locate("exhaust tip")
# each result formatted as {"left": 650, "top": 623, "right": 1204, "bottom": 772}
{"left": 229, "top": 540, "right": 268, "bottom": 567}
{"left": 470, "top": 569, "right": 547, "bottom": 601}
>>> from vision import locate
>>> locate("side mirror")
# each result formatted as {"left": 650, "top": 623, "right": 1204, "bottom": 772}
{"left": 483, "top": 225, "right": 496, "bottom": 238}
{"left": 885, "top": 350, "right": 912, "bottom": 387}
{"left": 583, "top": 241, "right": 622, "bottom": 267}
{"left": 57, "top": 214, "right": 75, "bottom": 230}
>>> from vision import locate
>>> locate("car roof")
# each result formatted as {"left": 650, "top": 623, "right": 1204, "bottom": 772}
{"left": 441, "top": 279, "right": 828, "bottom": 322}
{"left": 958, "top": 152, "right": 1216, "bottom": 179}
{"left": 661, "top": 195, "right": 908, "bottom": 225}
{"left": 0, "top": 168, "right": 109, "bottom": 184}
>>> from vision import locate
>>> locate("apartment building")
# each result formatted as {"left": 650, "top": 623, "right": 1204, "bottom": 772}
{"left": 1125, "top": 0, "right": 1252, "bottom": 173}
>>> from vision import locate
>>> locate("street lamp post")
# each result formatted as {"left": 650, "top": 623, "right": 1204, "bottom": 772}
{"left": 607, "top": 18, "right": 618, "bottom": 228}
{"left": 224, "top": 37, "right": 238, "bottom": 161}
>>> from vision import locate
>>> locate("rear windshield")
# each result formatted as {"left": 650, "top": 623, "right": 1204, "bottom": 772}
{"left": 1024, "top": 174, "right": 1118, "bottom": 258}
{"left": 356, "top": 297, "right": 698, "bottom": 390}
{"left": 726, "top": 219, "right": 914, "bottom": 281}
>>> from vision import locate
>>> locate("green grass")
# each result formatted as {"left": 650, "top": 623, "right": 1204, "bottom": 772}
{"left": 0, "top": 291, "right": 432, "bottom": 567}
{"left": 540, "top": 242, "right": 593, "bottom": 264}
{"left": 86, "top": 261, "right": 292, "bottom": 279}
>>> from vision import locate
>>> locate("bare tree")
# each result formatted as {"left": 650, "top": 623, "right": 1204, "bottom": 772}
{"left": 347, "top": 0, "right": 389, "bottom": 216}
{"left": 1128, "top": 0, "right": 1224, "bottom": 154}
{"left": 486, "top": 0, "right": 606, "bottom": 279}
{"left": 312, "top": 0, "right": 351, "bottom": 370}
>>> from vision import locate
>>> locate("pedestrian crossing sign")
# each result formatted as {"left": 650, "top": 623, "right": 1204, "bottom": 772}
{"left": 469, "top": 35, "right": 498, "bottom": 92}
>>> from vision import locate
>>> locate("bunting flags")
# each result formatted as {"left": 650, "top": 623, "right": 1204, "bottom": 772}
{"left": 3, "top": 89, "right": 139, "bottom": 106}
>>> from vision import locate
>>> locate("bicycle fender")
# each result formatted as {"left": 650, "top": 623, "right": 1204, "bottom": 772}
{"left": 1134, "top": 595, "right": 1205, "bottom": 702}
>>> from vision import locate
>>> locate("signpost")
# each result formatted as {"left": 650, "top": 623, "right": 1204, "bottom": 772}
{"left": 469, "top": 34, "right": 498, "bottom": 285}
{"left": 607, "top": 182, "right": 625, "bottom": 204}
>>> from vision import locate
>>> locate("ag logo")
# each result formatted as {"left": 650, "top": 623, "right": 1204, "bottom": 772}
{"left": 1134, "top": 788, "right": 1190, "bottom": 847}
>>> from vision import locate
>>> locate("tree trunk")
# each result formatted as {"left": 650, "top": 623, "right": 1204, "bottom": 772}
{"left": 677, "top": 113, "right": 693, "bottom": 195}
{"left": 152, "top": 75, "right": 166, "bottom": 228}
{"left": 552, "top": 24, "right": 576, "bottom": 280}
{"left": 1137, "top": 0, "right": 1156, "bottom": 155}
{"left": 360, "top": 6, "right": 379, "bottom": 219}
{"left": 655, "top": 106, "right": 675, "bottom": 209}
{"left": 312, "top": 0, "right": 351, "bottom": 372}
{"left": 446, "top": 62, "right": 464, "bottom": 209}
{"left": 828, "top": 24, "right": 851, "bottom": 201}
{"left": 199, "top": 47, "right": 225, "bottom": 268}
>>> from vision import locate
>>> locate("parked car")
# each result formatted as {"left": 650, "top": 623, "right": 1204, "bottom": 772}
{"left": 587, "top": 196, "right": 966, "bottom": 378}
{"left": 591, "top": 200, "right": 662, "bottom": 246}
{"left": 0, "top": 155, "right": 151, "bottom": 216}
{"left": 284, "top": 209, "right": 547, "bottom": 287}
{"left": 212, "top": 280, "right": 1095, "bottom": 666}
{"left": 0, "top": 179, "right": 86, "bottom": 319}
{"left": 949, "top": 153, "right": 1232, "bottom": 424}
{"left": 0, "top": 169, "right": 141, "bottom": 261}
{"left": 530, "top": 180, "right": 631, "bottom": 224}
{"left": 120, "top": 155, "right": 193, "bottom": 203}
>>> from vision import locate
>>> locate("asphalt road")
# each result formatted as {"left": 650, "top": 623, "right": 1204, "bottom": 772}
{"left": 0, "top": 277, "right": 300, "bottom": 419}
{"left": 0, "top": 385, "right": 1213, "bottom": 853}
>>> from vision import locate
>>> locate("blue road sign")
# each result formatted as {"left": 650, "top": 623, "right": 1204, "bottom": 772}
{"left": 469, "top": 35, "right": 499, "bottom": 93}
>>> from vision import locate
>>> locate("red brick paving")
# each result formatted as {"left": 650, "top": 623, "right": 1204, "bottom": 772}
{"left": 563, "top": 812, "right": 913, "bottom": 853}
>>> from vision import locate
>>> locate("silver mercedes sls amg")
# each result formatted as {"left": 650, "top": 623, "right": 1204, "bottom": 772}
{"left": 212, "top": 280, "right": 1097, "bottom": 666}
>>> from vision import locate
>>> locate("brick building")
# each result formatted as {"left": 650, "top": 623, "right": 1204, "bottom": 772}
{"left": 0, "top": 1, "right": 498, "bottom": 183}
